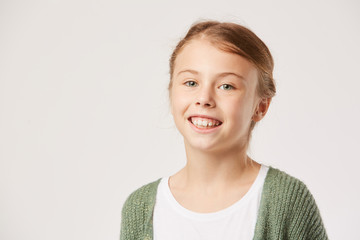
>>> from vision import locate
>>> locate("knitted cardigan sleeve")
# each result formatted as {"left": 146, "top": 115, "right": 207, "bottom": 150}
{"left": 120, "top": 179, "right": 161, "bottom": 240}
{"left": 253, "top": 167, "right": 328, "bottom": 240}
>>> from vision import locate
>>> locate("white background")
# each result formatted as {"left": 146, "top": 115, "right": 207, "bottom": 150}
{"left": 1, "top": 0, "right": 359, "bottom": 239}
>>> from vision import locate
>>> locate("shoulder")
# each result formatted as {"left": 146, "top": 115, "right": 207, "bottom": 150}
{"left": 264, "top": 166, "right": 312, "bottom": 197}
{"left": 121, "top": 178, "right": 162, "bottom": 214}
{"left": 120, "top": 178, "right": 161, "bottom": 240}
{"left": 263, "top": 166, "right": 316, "bottom": 210}
{"left": 257, "top": 166, "right": 328, "bottom": 239}
{"left": 266, "top": 166, "right": 306, "bottom": 186}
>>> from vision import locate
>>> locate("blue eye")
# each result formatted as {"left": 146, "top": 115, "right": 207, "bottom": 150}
{"left": 185, "top": 81, "right": 198, "bottom": 87}
{"left": 219, "top": 84, "right": 234, "bottom": 90}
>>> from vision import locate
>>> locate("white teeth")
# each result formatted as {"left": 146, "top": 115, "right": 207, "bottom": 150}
{"left": 190, "top": 117, "right": 221, "bottom": 128}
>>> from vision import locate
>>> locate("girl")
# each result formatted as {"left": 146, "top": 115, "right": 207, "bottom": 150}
{"left": 120, "top": 20, "right": 328, "bottom": 240}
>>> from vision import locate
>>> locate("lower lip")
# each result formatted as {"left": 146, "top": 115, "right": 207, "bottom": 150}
{"left": 188, "top": 120, "right": 222, "bottom": 133}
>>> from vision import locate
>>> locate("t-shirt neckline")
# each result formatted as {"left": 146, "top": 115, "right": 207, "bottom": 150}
{"left": 160, "top": 164, "right": 269, "bottom": 221}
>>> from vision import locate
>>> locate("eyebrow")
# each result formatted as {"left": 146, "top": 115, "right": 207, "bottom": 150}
{"left": 176, "top": 69, "right": 245, "bottom": 80}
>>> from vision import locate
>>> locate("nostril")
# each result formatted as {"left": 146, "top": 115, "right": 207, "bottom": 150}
{"left": 196, "top": 99, "right": 215, "bottom": 107}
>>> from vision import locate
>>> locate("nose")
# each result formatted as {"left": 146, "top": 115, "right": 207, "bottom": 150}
{"left": 195, "top": 86, "right": 216, "bottom": 108}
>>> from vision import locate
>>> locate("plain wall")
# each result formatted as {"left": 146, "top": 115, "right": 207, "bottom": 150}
{"left": 1, "top": 0, "right": 359, "bottom": 239}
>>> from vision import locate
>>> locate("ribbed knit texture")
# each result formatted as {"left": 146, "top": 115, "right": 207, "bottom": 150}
{"left": 120, "top": 167, "right": 328, "bottom": 240}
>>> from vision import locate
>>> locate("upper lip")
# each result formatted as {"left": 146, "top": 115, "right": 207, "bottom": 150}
{"left": 187, "top": 114, "right": 222, "bottom": 123}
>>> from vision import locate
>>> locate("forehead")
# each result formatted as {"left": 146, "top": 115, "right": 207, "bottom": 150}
{"left": 173, "top": 39, "right": 257, "bottom": 79}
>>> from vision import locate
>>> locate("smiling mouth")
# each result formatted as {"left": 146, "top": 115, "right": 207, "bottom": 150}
{"left": 188, "top": 117, "right": 223, "bottom": 129}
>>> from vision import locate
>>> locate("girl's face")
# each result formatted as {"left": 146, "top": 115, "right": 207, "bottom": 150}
{"left": 170, "top": 39, "right": 266, "bottom": 154}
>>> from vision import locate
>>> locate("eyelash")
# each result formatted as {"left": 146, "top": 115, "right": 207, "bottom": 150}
{"left": 184, "top": 81, "right": 198, "bottom": 87}
{"left": 219, "top": 84, "right": 234, "bottom": 90}
{"left": 184, "top": 81, "right": 235, "bottom": 91}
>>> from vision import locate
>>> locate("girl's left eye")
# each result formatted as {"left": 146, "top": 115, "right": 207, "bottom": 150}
{"left": 219, "top": 84, "right": 234, "bottom": 90}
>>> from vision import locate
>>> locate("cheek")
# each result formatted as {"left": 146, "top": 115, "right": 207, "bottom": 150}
{"left": 170, "top": 90, "right": 189, "bottom": 116}
{"left": 225, "top": 98, "right": 254, "bottom": 123}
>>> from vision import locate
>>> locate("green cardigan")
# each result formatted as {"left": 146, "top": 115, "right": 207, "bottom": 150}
{"left": 120, "top": 167, "right": 328, "bottom": 240}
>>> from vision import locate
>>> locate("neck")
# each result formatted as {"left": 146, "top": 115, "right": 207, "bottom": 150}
{"left": 176, "top": 141, "right": 260, "bottom": 195}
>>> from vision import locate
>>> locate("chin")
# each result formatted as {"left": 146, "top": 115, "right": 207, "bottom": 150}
{"left": 185, "top": 139, "right": 224, "bottom": 153}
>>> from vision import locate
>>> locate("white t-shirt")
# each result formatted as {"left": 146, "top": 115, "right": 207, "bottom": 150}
{"left": 153, "top": 164, "right": 269, "bottom": 240}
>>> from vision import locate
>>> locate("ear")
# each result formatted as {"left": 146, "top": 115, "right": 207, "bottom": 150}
{"left": 252, "top": 98, "right": 272, "bottom": 122}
